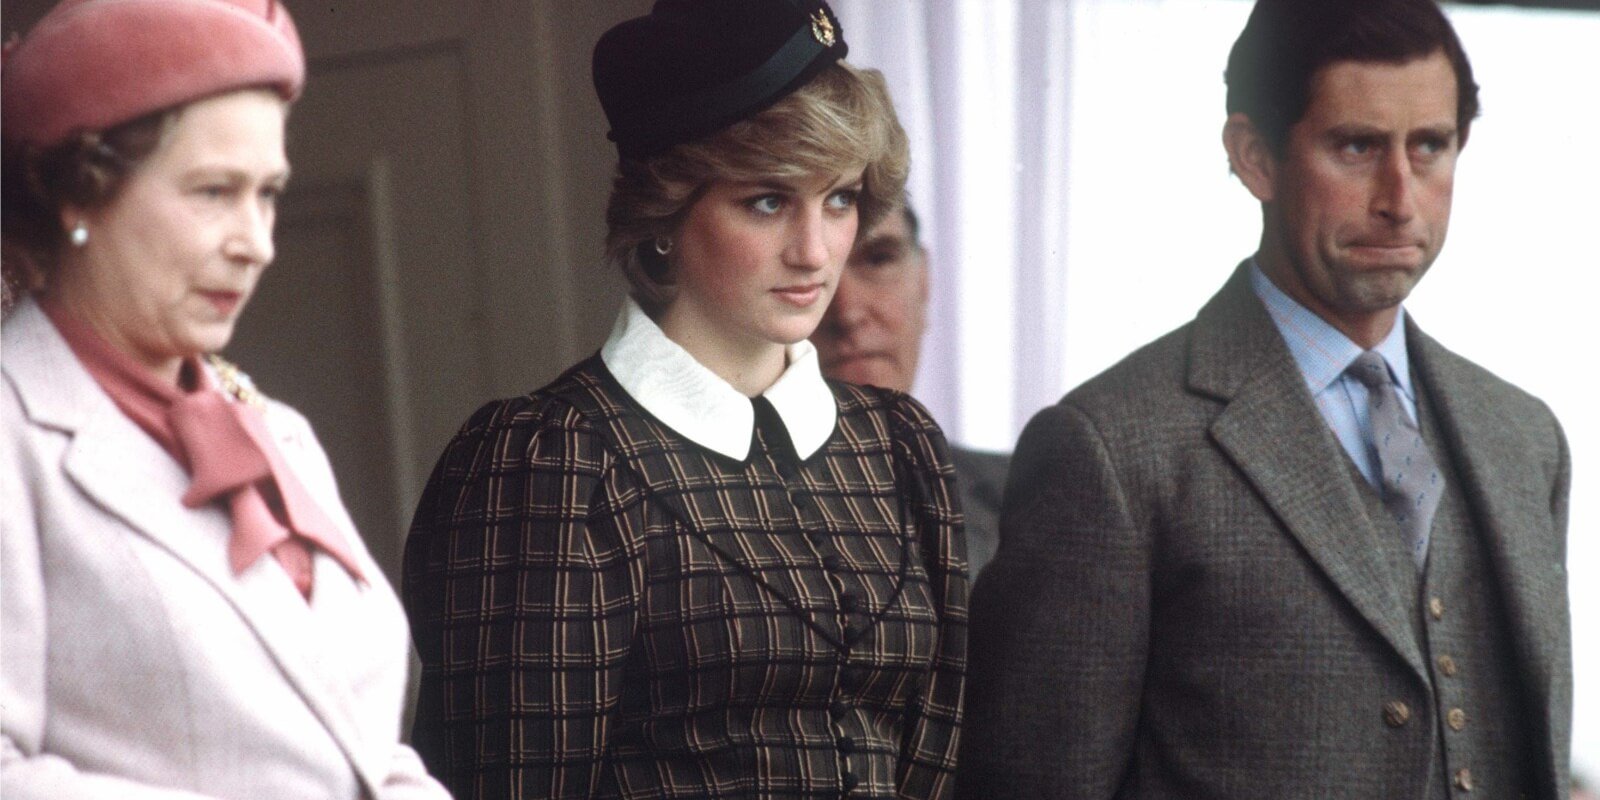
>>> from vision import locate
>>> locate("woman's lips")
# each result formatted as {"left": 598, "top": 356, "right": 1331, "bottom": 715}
{"left": 772, "top": 283, "right": 824, "bottom": 307}
{"left": 199, "top": 290, "right": 243, "bottom": 316}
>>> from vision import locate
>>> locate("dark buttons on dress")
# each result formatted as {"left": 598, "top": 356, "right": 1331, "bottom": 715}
{"left": 1429, "top": 597, "right": 1445, "bottom": 620}
{"left": 839, "top": 592, "right": 860, "bottom": 612}
{"left": 822, "top": 554, "right": 842, "bottom": 572}
{"left": 1437, "top": 655, "right": 1459, "bottom": 677}
{"left": 1383, "top": 700, "right": 1412, "bottom": 728}
{"left": 843, "top": 621, "right": 861, "bottom": 641}
{"left": 1447, "top": 708, "right": 1467, "bottom": 731}
{"left": 830, "top": 698, "right": 853, "bottom": 719}
{"left": 842, "top": 771, "right": 860, "bottom": 791}
{"left": 1454, "top": 768, "right": 1473, "bottom": 791}
{"left": 837, "top": 734, "right": 857, "bottom": 754}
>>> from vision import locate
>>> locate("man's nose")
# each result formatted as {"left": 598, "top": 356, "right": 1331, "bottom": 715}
{"left": 824, "top": 268, "right": 869, "bottom": 330}
{"left": 1372, "top": 151, "right": 1418, "bottom": 225}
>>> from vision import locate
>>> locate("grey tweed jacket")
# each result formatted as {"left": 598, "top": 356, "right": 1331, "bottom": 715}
{"left": 958, "top": 264, "right": 1571, "bottom": 799}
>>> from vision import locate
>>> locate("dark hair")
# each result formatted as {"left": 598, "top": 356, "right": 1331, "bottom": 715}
{"left": 1225, "top": 0, "right": 1479, "bottom": 153}
{"left": 1, "top": 107, "right": 175, "bottom": 291}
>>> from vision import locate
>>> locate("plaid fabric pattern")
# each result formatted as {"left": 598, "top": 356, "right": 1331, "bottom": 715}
{"left": 403, "top": 356, "right": 968, "bottom": 799}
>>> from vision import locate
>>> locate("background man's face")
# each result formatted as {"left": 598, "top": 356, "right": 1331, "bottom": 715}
{"left": 812, "top": 209, "right": 929, "bottom": 392}
{"left": 1261, "top": 49, "right": 1460, "bottom": 331}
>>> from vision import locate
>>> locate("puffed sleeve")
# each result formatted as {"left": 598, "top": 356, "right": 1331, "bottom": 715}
{"left": 885, "top": 392, "right": 969, "bottom": 800}
{"left": 401, "top": 396, "right": 647, "bottom": 800}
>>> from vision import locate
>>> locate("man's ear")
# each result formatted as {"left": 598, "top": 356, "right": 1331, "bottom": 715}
{"left": 1223, "top": 113, "right": 1278, "bottom": 203}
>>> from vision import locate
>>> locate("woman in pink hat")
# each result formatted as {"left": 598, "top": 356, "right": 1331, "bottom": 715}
{"left": 1, "top": 2, "right": 449, "bottom": 797}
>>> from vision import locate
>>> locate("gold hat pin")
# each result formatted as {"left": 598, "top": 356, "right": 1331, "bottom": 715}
{"left": 810, "top": 9, "right": 835, "bottom": 47}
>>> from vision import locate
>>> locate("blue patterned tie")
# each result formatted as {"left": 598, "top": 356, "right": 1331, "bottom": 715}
{"left": 1348, "top": 351, "right": 1440, "bottom": 570}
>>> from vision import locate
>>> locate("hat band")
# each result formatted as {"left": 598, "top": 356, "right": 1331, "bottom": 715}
{"left": 612, "top": 23, "right": 834, "bottom": 150}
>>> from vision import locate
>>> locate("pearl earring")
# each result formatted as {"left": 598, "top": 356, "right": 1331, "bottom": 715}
{"left": 70, "top": 223, "right": 89, "bottom": 247}
{"left": 653, "top": 236, "right": 673, "bottom": 256}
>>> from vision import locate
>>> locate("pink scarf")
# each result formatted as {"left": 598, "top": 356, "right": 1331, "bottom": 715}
{"left": 42, "top": 300, "right": 365, "bottom": 600}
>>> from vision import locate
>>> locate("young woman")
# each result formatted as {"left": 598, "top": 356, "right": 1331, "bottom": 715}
{"left": 1, "top": 1, "right": 448, "bottom": 797}
{"left": 401, "top": 2, "right": 968, "bottom": 798}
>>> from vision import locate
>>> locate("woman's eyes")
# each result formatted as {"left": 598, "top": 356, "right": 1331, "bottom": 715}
{"left": 744, "top": 187, "right": 860, "bottom": 216}
{"left": 748, "top": 195, "right": 784, "bottom": 215}
{"left": 826, "top": 189, "right": 860, "bottom": 211}
{"left": 193, "top": 182, "right": 286, "bottom": 204}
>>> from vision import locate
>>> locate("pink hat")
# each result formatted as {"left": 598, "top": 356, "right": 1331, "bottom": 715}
{"left": 2, "top": 0, "right": 304, "bottom": 148}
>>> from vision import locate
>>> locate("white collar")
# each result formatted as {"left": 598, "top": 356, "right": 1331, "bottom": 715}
{"left": 599, "top": 298, "right": 838, "bottom": 461}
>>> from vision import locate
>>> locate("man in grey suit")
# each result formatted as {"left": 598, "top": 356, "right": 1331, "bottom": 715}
{"left": 815, "top": 201, "right": 1010, "bottom": 576}
{"left": 959, "top": 0, "right": 1572, "bottom": 797}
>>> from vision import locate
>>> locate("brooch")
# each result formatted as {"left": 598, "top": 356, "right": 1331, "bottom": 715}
{"left": 207, "top": 354, "right": 266, "bottom": 409}
{"left": 810, "top": 9, "right": 835, "bottom": 47}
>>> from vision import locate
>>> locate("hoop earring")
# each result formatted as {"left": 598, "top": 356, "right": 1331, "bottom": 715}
{"left": 653, "top": 236, "right": 673, "bottom": 256}
{"left": 70, "top": 223, "right": 89, "bottom": 248}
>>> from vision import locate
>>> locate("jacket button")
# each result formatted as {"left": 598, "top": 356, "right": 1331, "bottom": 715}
{"left": 838, "top": 734, "right": 857, "bottom": 754}
{"left": 1437, "top": 655, "right": 1458, "bottom": 677}
{"left": 1447, "top": 708, "right": 1467, "bottom": 731}
{"left": 830, "top": 698, "right": 853, "bottom": 719}
{"left": 843, "top": 621, "right": 861, "bottom": 641}
{"left": 839, "top": 592, "right": 860, "bottom": 612}
{"left": 1454, "top": 767, "right": 1473, "bottom": 791}
{"left": 1429, "top": 597, "right": 1445, "bottom": 620}
{"left": 822, "top": 554, "right": 842, "bottom": 571}
{"left": 1383, "top": 700, "right": 1411, "bottom": 728}
{"left": 842, "top": 771, "right": 860, "bottom": 791}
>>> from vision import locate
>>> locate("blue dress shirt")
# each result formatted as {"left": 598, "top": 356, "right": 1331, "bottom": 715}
{"left": 1249, "top": 261, "right": 1418, "bottom": 489}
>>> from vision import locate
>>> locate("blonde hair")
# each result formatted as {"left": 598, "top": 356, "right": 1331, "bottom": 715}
{"left": 605, "top": 61, "right": 909, "bottom": 310}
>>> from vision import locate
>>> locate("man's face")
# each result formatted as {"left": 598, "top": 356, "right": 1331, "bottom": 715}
{"left": 812, "top": 209, "right": 929, "bottom": 392}
{"left": 1255, "top": 49, "right": 1460, "bottom": 342}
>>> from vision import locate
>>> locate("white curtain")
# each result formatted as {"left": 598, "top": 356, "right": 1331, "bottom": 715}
{"left": 833, "top": 0, "right": 1078, "bottom": 452}
{"left": 833, "top": 0, "right": 1600, "bottom": 775}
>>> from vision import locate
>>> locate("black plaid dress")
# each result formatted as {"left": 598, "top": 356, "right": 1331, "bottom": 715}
{"left": 402, "top": 356, "right": 968, "bottom": 799}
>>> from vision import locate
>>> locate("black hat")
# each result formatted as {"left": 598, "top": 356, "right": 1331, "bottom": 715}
{"left": 593, "top": 0, "right": 848, "bottom": 160}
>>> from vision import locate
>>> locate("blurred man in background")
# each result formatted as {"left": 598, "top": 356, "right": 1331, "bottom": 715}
{"left": 814, "top": 202, "right": 1008, "bottom": 577}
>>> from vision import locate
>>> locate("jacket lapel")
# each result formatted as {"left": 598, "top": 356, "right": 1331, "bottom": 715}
{"left": 1408, "top": 322, "right": 1566, "bottom": 787}
{"left": 3, "top": 300, "right": 388, "bottom": 795}
{"left": 1189, "top": 267, "right": 1429, "bottom": 683}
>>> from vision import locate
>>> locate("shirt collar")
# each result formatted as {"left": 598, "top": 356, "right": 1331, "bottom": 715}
{"left": 599, "top": 297, "right": 837, "bottom": 461}
{"left": 1249, "top": 259, "right": 1414, "bottom": 401}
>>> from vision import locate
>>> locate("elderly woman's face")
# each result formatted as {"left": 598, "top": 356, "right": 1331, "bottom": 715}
{"left": 64, "top": 89, "right": 288, "bottom": 374}
{"left": 666, "top": 171, "right": 863, "bottom": 350}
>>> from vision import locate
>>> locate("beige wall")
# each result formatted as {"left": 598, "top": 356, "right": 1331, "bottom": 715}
{"left": 1, "top": 0, "right": 651, "bottom": 579}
